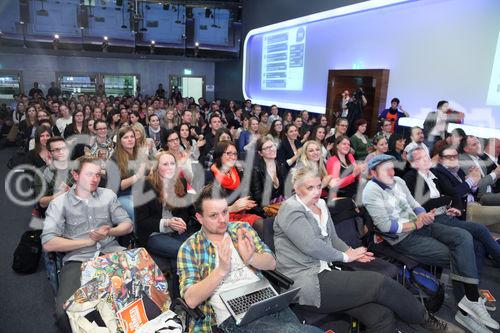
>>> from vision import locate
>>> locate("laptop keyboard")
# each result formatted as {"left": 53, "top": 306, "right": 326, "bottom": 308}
{"left": 227, "top": 287, "right": 276, "bottom": 315}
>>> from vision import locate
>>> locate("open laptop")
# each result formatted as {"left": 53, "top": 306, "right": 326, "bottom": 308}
{"left": 219, "top": 279, "right": 301, "bottom": 326}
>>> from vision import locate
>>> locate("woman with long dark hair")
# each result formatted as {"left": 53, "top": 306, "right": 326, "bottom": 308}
{"left": 210, "top": 141, "right": 263, "bottom": 226}
{"left": 277, "top": 124, "right": 302, "bottom": 169}
{"left": 309, "top": 126, "right": 329, "bottom": 161}
{"left": 268, "top": 119, "right": 284, "bottom": 148}
{"left": 24, "top": 125, "right": 52, "bottom": 168}
{"left": 326, "top": 135, "right": 365, "bottom": 199}
{"left": 178, "top": 123, "right": 204, "bottom": 160}
{"left": 250, "top": 136, "right": 287, "bottom": 209}
{"left": 111, "top": 126, "right": 147, "bottom": 221}
{"left": 147, "top": 114, "right": 167, "bottom": 150}
{"left": 163, "top": 128, "right": 193, "bottom": 182}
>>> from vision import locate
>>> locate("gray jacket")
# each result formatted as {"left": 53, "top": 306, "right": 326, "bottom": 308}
{"left": 273, "top": 195, "right": 349, "bottom": 307}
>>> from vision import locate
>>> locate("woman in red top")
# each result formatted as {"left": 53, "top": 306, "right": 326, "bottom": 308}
{"left": 326, "top": 135, "right": 366, "bottom": 199}
{"left": 210, "top": 141, "right": 263, "bottom": 225}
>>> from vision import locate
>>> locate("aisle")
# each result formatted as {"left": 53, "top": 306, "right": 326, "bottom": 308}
{"left": 0, "top": 147, "right": 58, "bottom": 333}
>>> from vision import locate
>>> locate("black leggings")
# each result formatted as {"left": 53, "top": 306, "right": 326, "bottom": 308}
{"left": 306, "top": 270, "right": 426, "bottom": 333}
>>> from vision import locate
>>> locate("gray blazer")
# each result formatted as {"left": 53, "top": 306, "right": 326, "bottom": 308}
{"left": 273, "top": 195, "right": 349, "bottom": 307}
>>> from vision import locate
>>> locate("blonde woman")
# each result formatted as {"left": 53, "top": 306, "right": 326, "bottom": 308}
{"left": 295, "top": 140, "right": 332, "bottom": 190}
{"left": 131, "top": 122, "right": 157, "bottom": 160}
{"left": 163, "top": 108, "right": 177, "bottom": 130}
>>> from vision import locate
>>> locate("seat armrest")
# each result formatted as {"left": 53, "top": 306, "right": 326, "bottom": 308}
{"left": 376, "top": 231, "right": 399, "bottom": 240}
{"left": 262, "top": 270, "right": 294, "bottom": 289}
{"left": 170, "top": 298, "right": 205, "bottom": 321}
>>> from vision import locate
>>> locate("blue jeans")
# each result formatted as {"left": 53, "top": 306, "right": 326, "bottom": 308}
{"left": 434, "top": 214, "right": 500, "bottom": 270}
{"left": 147, "top": 232, "right": 190, "bottom": 298}
{"left": 392, "top": 223, "right": 479, "bottom": 285}
{"left": 219, "top": 307, "right": 323, "bottom": 333}
{"left": 118, "top": 194, "right": 134, "bottom": 224}
{"left": 147, "top": 232, "right": 190, "bottom": 266}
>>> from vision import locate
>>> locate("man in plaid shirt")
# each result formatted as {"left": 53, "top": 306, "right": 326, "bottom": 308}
{"left": 177, "top": 185, "right": 322, "bottom": 333}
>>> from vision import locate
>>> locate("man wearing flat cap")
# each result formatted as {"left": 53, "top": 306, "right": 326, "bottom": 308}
{"left": 362, "top": 154, "right": 499, "bottom": 332}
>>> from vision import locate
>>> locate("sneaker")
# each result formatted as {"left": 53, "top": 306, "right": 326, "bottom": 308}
{"left": 458, "top": 296, "right": 499, "bottom": 329}
{"left": 454, "top": 311, "right": 492, "bottom": 333}
{"left": 423, "top": 311, "right": 465, "bottom": 333}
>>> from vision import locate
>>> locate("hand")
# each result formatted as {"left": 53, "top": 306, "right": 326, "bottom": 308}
{"left": 216, "top": 234, "right": 232, "bottom": 275}
{"left": 468, "top": 167, "right": 482, "bottom": 183}
{"left": 232, "top": 197, "right": 256, "bottom": 212}
{"left": 166, "top": 217, "right": 187, "bottom": 234}
{"left": 89, "top": 225, "right": 111, "bottom": 242}
{"left": 345, "top": 247, "right": 368, "bottom": 262}
{"left": 57, "top": 182, "right": 70, "bottom": 194}
{"left": 236, "top": 228, "right": 256, "bottom": 264}
{"left": 494, "top": 166, "right": 500, "bottom": 178}
{"left": 352, "top": 164, "right": 362, "bottom": 177}
{"left": 447, "top": 207, "right": 462, "bottom": 217}
{"left": 178, "top": 150, "right": 189, "bottom": 163}
{"left": 196, "top": 137, "right": 206, "bottom": 148}
{"left": 136, "top": 162, "right": 147, "bottom": 180}
{"left": 147, "top": 138, "right": 154, "bottom": 150}
{"left": 417, "top": 209, "right": 435, "bottom": 226}
{"left": 356, "top": 252, "right": 375, "bottom": 263}
{"left": 328, "top": 177, "right": 342, "bottom": 189}
{"left": 358, "top": 162, "right": 367, "bottom": 174}
{"left": 302, "top": 131, "right": 310, "bottom": 141}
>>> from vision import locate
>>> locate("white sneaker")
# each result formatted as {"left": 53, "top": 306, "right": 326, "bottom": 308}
{"left": 458, "top": 296, "right": 499, "bottom": 330}
{"left": 454, "top": 311, "right": 492, "bottom": 333}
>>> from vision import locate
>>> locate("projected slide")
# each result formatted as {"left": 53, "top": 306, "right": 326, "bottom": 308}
{"left": 261, "top": 26, "right": 306, "bottom": 91}
{"left": 243, "top": 0, "right": 500, "bottom": 125}
{"left": 487, "top": 32, "right": 500, "bottom": 106}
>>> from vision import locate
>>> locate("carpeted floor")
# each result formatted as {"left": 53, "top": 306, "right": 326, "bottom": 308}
{"left": 0, "top": 146, "right": 498, "bottom": 333}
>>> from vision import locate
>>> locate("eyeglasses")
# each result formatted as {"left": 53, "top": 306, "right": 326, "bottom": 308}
{"left": 167, "top": 137, "right": 180, "bottom": 143}
{"left": 224, "top": 151, "right": 238, "bottom": 157}
{"left": 442, "top": 154, "right": 458, "bottom": 160}
{"left": 261, "top": 144, "right": 277, "bottom": 151}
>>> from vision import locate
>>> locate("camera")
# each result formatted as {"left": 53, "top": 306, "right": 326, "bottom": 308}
{"left": 354, "top": 88, "right": 364, "bottom": 99}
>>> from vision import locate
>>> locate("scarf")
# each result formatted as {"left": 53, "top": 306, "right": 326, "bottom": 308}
{"left": 210, "top": 164, "right": 240, "bottom": 190}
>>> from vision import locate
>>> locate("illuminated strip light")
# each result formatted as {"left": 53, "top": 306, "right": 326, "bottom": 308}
{"left": 242, "top": 0, "right": 416, "bottom": 112}
{"left": 399, "top": 117, "right": 500, "bottom": 139}
{"left": 447, "top": 123, "right": 500, "bottom": 140}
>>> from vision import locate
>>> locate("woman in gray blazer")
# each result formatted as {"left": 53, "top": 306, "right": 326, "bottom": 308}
{"left": 273, "top": 166, "right": 458, "bottom": 333}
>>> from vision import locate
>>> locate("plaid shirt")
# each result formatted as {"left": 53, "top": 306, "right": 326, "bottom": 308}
{"left": 177, "top": 222, "right": 272, "bottom": 333}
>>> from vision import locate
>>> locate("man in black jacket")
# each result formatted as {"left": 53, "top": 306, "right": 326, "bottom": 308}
{"left": 404, "top": 147, "right": 500, "bottom": 272}
{"left": 433, "top": 145, "right": 500, "bottom": 233}
{"left": 459, "top": 135, "right": 500, "bottom": 205}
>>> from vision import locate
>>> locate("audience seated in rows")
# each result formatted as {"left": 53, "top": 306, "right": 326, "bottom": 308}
{"left": 8, "top": 89, "right": 499, "bottom": 333}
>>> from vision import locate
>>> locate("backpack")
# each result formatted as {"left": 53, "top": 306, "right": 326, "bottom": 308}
{"left": 12, "top": 230, "right": 43, "bottom": 274}
{"left": 400, "top": 266, "right": 445, "bottom": 313}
